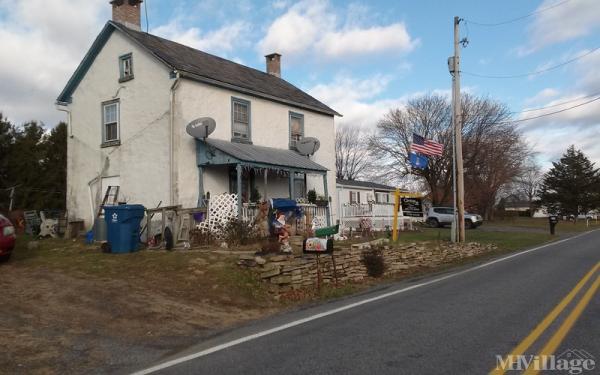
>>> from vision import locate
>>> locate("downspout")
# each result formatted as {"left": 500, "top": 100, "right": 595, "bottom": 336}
{"left": 55, "top": 103, "right": 73, "bottom": 138}
{"left": 169, "top": 71, "right": 181, "bottom": 206}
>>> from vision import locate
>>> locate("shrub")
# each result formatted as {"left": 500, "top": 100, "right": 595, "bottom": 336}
{"left": 307, "top": 189, "right": 317, "bottom": 204}
{"left": 220, "top": 218, "right": 259, "bottom": 246}
{"left": 361, "top": 247, "right": 385, "bottom": 277}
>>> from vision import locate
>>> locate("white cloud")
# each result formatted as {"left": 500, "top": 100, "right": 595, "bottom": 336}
{"left": 307, "top": 74, "right": 414, "bottom": 128}
{"left": 523, "top": 88, "right": 560, "bottom": 105}
{"left": 0, "top": 0, "right": 108, "bottom": 125}
{"left": 258, "top": 0, "right": 417, "bottom": 60}
{"left": 152, "top": 20, "right": 251, "bottom": 56}
{"left": 523, "top": 0, "right": 600, "bottom": 52}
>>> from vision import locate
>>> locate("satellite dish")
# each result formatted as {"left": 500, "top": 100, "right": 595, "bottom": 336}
{"left": 186, "top": 117, "right": 216, "bottom": 139}
{"left": 296, "top": 137, "right": 321, "bottom": 156}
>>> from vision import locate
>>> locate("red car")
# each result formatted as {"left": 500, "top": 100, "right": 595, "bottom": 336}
{"left": 0, "top": 214, "right": 16, "bottom": 261}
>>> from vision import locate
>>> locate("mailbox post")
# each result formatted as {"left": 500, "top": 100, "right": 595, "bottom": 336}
{"left": 548, "top": 215, "right": 559, "bottom": 235}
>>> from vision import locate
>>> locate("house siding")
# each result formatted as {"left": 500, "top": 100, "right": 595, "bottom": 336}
{"left": 174, "top": 79, "right": 337, "bottom": 221}
{"left": 66, "top": 30, "right": 173, "bottom": 227}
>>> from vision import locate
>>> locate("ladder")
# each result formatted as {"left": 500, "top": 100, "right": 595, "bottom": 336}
{"left": 97, "top": 186, "right": 120, "bottom": 217}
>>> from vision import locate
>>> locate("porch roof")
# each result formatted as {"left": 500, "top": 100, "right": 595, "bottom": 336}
{"left": 201, "top": 138, "right": 328, "bottom": 173}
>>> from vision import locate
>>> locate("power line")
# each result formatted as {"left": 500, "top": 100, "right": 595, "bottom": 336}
{"left": 462, "top": 47, "right": 599, "bottom": 79}
{"left": 502, "top": 95, "right": 600, "bottom": 125}
{"left": 511, "top": 91, "right": 600, "bottom": 114}
{"left": 464, "top": 0, "right": 572, "bottom": 27}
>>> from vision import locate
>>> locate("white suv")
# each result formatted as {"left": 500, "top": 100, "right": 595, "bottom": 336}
{"left": 426, "top": 207, "right": 483, "bottom": 229}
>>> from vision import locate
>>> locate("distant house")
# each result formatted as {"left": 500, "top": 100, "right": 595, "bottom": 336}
{"left": 336, "top": 179, "right": 400, "bottom": 231}
{"left": 336, "top": 179, "right": 396, "bottom": 205}
{"left": 56, "top": 0, "right": 340, "bottom": 229}
{"left": 503, "top": 199, "right": 548, "bottom": 218}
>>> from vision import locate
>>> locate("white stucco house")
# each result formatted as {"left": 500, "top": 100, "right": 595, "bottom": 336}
{"left": 56, "top": 0, "right": 340, "bottom": 230}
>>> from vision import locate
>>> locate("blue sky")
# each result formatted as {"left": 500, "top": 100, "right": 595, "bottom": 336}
{"left": 0, "top": 0, "right": 599, "bottom": 167}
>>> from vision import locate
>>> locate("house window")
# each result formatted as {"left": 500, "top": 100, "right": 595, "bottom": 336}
{"left": 102, "top": 100, "right": 120, "bottom": 145}
{"left": 376, "top": 192, "right": 389, "bottom": 203}
{"left": 232, "top": 97, "right": 251, "bottom": 141}
{"left": 350, "top": 191, "right": 361, "bottom": 204}
{"left": 119, "top": 53, "right": 134, "bottom": 82}
{"left": 289, "top": 112, "right": 304, "bottom": 149}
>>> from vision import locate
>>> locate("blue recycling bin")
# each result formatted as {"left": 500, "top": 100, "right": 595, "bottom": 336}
{"left": 103, "top": 204, "right": 145, "bottom": 253}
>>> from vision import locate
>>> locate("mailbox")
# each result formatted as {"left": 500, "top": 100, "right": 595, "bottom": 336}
{"left": 303, "top": 237, "right": 334, "bottom": 254}
{"left": 548, "top": 215, "right": 559, "bottom": 235}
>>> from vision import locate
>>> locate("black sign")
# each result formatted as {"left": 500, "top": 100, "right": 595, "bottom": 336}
{"left": 400, "top": 197, "right": 424, "bottom": 217}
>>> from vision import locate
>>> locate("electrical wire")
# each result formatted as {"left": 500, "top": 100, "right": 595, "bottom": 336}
{"left": 498, "top": 95, "right": 600, "bottom": 125}
{"left": 511, "top": 91, "right": 600, "bottom": 114}
{"left": 463, "top": 0, "right": 572, "bottom": 27}
{"left": 462, "top": 47, "right": 599, "bottom": 79}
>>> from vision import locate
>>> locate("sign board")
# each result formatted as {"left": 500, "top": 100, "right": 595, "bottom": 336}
{"left": 186, "top": 117, "right": 216, "bottom": 139}
{"left": 400, "top": 197, "right": 423, "bottom": 217}
{"left": 303, "top": 237, "right": 333, "bottom": 254}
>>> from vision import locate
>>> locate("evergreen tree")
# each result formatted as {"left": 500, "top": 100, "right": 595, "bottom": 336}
{"left": 538, "top": 146, "right": 600, "bottom": 216}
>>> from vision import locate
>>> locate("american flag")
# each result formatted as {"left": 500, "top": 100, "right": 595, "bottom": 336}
{"left": 411, "top": 133, "right": 444, "bottom": 156}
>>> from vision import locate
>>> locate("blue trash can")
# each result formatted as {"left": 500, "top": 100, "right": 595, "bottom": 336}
{"left": 103, "top": 204, "right": 145, "bottom": 253}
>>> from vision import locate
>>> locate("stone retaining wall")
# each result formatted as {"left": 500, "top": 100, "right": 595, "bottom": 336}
{"left": 237, "top": 239, "right": 496, "bottom": 294}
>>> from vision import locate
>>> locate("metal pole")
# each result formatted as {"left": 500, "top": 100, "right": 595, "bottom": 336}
{"left": 453, "top": 16, "right": 466, "bottom": 242}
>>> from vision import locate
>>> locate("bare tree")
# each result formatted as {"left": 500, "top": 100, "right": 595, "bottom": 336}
{"left": 513, "top": 157, "right": 543, "bottom": 215}
{"left": 335, "top": 125, "right": 372, "bottom": 180}
{"left": 369, "top": 93, "right": 529, "bottom": 219}
{"left": 369, "top": 94, "right": 453, "bottom": 204}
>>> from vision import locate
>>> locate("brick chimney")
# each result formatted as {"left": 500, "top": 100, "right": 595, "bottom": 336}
{"left": 110, "top": 0, "right": 143, "bottom": 30}
{"left": 265, "top": 53, "right": 281, "bottom": 78}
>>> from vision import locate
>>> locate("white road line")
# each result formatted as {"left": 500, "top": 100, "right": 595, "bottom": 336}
{"left": 132, "top": 230, "right": 598, "bottom": 375}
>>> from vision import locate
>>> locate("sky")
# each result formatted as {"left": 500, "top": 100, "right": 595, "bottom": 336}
{"left": 0, "top": 0, "right": 599, "bottom": 169}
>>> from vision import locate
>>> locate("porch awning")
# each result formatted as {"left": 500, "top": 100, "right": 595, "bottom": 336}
{"left": 199, "top": 138, "right": 328, "bottom": 173}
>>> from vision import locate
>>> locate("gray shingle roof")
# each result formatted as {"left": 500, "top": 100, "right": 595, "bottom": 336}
{"left": 336, "top": 178, "right": 396, "bottom": 191}
{"left": 206, "top": 138, "right": 328, "bottom": 172}
{"left": 113, "top": 22, "right": 340, "bottom": 117}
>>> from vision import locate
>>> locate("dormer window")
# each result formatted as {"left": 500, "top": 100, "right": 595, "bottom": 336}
{"left": 119, "top": 53, "right": 134, "bottom": 82}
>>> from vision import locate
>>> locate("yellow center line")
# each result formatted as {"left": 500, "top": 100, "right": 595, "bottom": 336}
{"left": 523, "top": 275, "right": 600, "bottom": 375}
{"left": 490, "top": 262, "right": 600, "bottom": 375}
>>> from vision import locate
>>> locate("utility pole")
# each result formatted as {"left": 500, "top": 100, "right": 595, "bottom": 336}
{"left": 450, "top": 16, "right": 466, "bottom": 242}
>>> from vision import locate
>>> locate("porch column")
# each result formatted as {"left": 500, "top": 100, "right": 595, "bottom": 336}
{"left": 236, "top": 164, "right": 242, "bottom": 217}
{"left": 263, "top": 168, "right": 268, "bottom": 201}
{"left": 323, "top": 173, "right": 331, "bottom": 226}
{"left": 197, "top": 166, "right": 204, "bottom": 207}
{"left": 289, "top": 169, "right": 295, "bottom": 199}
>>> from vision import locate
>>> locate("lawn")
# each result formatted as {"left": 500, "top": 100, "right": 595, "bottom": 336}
{"left": 486, "top": 216, "right": 600, "bottom": 233}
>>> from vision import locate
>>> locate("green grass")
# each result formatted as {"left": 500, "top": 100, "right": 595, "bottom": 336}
{"left": 487, "top": 216, "right": 600, "bottom": 233}
{"left": 393, "top": 227, "right": 555, "bottom": 251}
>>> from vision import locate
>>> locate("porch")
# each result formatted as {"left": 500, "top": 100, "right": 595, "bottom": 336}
{"left": 196, "top": 138, "right": 332, "bottom": 226}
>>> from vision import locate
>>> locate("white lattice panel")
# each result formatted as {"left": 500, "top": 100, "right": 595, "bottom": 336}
{"left": 197, "top": 193, "right": 238, "bottom": 239}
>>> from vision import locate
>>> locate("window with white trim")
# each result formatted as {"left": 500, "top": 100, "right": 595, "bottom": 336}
{"left": 232, "top": 98, "right": 250, "bottom": 141}
{"left": 102, "top": 101, "right": 120, "bottom": 144}
{"left": 289, "top": 112, "right": 304, "bottom": 149}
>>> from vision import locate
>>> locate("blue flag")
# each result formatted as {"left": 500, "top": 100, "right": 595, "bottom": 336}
{"left": 409, "top": 152, "right": 429, "bottom": 170}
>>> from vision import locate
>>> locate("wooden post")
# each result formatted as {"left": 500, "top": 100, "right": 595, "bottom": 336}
{"left": 392, "top": 189, "right": 400, "bottom": 241}
{"left": 316, "top": 254, "right": 322, "bottom": 292}
{"left": 331, "top": 252, "right": 338, "bottom": 287}
{"left": 236, "top": 164, "right": 242, "bottom": 217}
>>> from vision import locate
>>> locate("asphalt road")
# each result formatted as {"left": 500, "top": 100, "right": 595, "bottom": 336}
{"left": 134, "top": 230, "right": 600, "bottom": 375}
